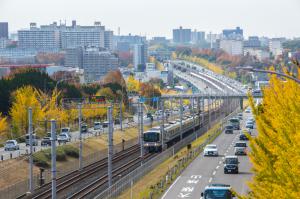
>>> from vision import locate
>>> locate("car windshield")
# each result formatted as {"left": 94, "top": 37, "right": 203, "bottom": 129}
{"left": 225, "top": 126, "right": 233, "bottom": 129}
{"left": 144, "top": 132, "right": 160, "bottom": 142}
{"left": 26, "top": 135, "right": 36, "bottom": 139}
{"left": 6, "top": 141, "right": 15, "bottom": 145}
{"left": 225, "top": 158, "right": 238, "bottom": 164}
{"left": 206, "top": 145, "right": 217, "bottom": 149}
{"left": 229, "top": 118, "right": 239, "bottom": 123}
{"left": 61, "top": 128, "right": 69, "bottom": 132}
{"left": 204, "top": 189, "right": 232, "bottom": 199}
{"left": 235, "top": 143, "right": 246, "bottom": 147}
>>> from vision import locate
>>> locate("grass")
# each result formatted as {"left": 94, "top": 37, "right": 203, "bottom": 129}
{"left": 33, "top": 144, "right": 79, "bottom": 168}
{"left": 117, "top": 122, "right": 222, "bottom": 199}
{"left": 0, "top": 121, "right": 155, "bottom": 190}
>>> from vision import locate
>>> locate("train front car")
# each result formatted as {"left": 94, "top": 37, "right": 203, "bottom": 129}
{"left": 143, "top": 128, "right": 162, "bottom": 152}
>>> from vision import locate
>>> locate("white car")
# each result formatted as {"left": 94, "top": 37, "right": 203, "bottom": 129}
{"left": 4, "top": 140, "right": 20, "bottom": 151}
{"left": 57, "top": 133, "right": 71, "bottom": 144}
{"left": 94, "top": 122, "right": 102, "bottom": 130}
{"left": 204, "top": 144, "right": 218, "bottom": 156}
{"left": 245, "top": 108, "right": 251, "bottom": 113}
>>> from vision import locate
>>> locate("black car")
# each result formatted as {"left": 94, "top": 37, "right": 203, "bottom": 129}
{"left": 146, "top": 113, "right": 154, "bottom": 120}
{"left": 224, "top": 156, "right": 239, "bottom": 174}
{"left": 41, "top": 137, "right": 51, "bottom": 146}
{"left": 114, "top": 118, "right": 120, "bottom": 125}
{"left": 81, "top": 124, "right": 88, "bottom": 133}
{"left": 239, "top": 133, "right": 248, "bottom": 140}
{"left": 224, "top": 125, "right": 234, "bottom": 134}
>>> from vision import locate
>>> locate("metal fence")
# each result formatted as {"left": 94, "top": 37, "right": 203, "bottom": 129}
{"left": 95, "top": 108, "right": 240, "bottom": 199}
{"left": 0, "top": 137, "right": 138, "bottom": 199}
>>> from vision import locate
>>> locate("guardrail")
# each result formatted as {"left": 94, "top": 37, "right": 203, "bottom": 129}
{"left": 94, "top": 108, "right": 240, "bottom": 199}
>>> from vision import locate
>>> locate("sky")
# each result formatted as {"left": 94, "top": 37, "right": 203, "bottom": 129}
{"left": 1, "top": 0, "right": 300, "bottom": 39}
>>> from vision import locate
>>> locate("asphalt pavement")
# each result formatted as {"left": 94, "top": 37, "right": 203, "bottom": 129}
{"left": 161, "top": 110, "right": 255, "bottom": 199}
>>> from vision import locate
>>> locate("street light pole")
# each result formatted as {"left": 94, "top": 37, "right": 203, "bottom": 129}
{"left": 238, "top": 67, "right": 300, "bottom": 84}
{"left": 50, "top": 119, "right": 57, "bottom": 199}
{"left": 28, "top": 107, "right": 33, "bottom": 194}
{"left": 78, "top": 103, "right": 83, "bottom": 171}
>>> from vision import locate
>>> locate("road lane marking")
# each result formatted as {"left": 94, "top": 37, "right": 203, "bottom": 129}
{"left": 216, "top": 165, "right": 220, "bottom": 169}
{"left": 219, "top": 161, "right": 222, "bottom": 164}
{"left": 213, "top": 171, "right": 216, "bottom": 175}
{"left": 209, "top": 177, "right": 212, "bottom": 183}
{"left": 161, "top": 176, "right": 181, "bottom": 199}
{"left": 222, "top": 157, "right": 225, "bottom": 160}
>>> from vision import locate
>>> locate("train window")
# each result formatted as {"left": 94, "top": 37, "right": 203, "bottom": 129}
{"left": 144, "top": 132, "right": 160, "bottom": 142}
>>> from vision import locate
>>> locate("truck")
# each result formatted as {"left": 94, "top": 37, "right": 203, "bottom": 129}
{"left": 201, "top": 184, "right": 236, "bottom": 199}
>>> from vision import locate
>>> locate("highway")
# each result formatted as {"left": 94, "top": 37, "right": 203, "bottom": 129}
{"left": 161, "top": 110, "right": 255, "bottom": 199}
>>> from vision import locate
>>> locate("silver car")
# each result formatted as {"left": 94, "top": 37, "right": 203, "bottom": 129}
{"left": 4, "top": 140, "right": 20, "bottom": 151}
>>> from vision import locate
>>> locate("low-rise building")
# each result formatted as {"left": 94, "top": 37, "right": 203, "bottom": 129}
{"left": 244, "top": 48, "right": 270, "bottom": 61}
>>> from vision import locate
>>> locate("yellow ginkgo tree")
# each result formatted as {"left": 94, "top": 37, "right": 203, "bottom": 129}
{"left": 245, "top": 70, "right": 300, "bottom": 199}
{"left": 0, "top": 113, "right": 8, "bottom": 136}
{"left": 10, "top": 86, "right": 44, "bottom": 137}
{"left": 41, "top": 88, "right": 68, "bottom": 129}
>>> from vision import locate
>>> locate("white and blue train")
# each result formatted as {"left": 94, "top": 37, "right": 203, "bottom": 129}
{"left": 143, "top": 113, "right": 207, "bottom": 152}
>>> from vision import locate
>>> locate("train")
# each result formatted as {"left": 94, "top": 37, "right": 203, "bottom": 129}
{"left": 143, "top": 112, "right": 210, "bottom": 152}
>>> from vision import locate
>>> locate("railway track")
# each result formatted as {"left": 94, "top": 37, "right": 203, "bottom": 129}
{"left": 17, "top": 105, "right": 227, "bottom": 199}
{"left": 19, "top": 144, "right": 140, "bottom": 199}
{"left": 69, "top": 153, "right": 154, "bottom": 199}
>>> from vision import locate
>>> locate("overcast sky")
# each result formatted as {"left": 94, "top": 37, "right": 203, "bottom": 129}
{"left": 1, "top": 0, "right": 300, "bottom": 39}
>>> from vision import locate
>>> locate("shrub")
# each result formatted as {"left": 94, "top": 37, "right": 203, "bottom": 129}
{"left": 62, "top": 145, "right": 79, "bottom": 158}
{"left": 33, "top": 152, "right": 49, "bottom": 168}
{"left": 56, "top": 147, "right": 66, "bottom": 161}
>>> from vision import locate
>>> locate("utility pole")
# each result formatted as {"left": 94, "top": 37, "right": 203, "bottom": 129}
{"left": 191, "top": 97, "right": 196, "bottom": 139}
{"left": 197, "top": 97, "right": 201, "bottom": 127}
{"left": 160, "top": 100, "right": 165, "bottom": 150}
{"left": 208, "top": 95, "right": 211, "bottom": 129}
{"left": 78, "top": 103, "right": 83, "bottom": 171}
{"left": 201, "top": 95, "right": 204, "bottom": 128}
{"left": 170, "top": 99, "right": 173, "bottom": 119}
{"left": 138, "top": 103, "right": 144, "bottom": 165}
{"left": 119, "top": 101, "right": 123, "bottom": 131}
{"left": 180, "top": 97, "right": 183, "bottom": 140}
{"left": 50, "top": 119, "right": 57, "bottom": 199}
{"left": 28, "top": 107, "right": 33, "bottom": 194}
{"left": 108, "top": 106, "right": 113, "bottom": 187}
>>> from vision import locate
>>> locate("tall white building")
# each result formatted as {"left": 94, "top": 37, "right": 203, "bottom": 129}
{"left": 269, "top": 38, "right": 283, "bottom": 57}
{"left": 133, "top": 43, "right": 147, "bottom": 71}
{"left": 61, "top": 24, "right": 105, "bottom": 49}
{"left": 220, "top": 39, "right": 243, "bottom": 55}
{"left": 191, "top": 30, "right": 205, "bottom": 44}
{"left": 82, "top": 47, "right": 119, "bottom": 82}
{"left": 18, "top": 23, "right": 60, "bottom": 50}
{"left": 104, "top": 30, "right": 113, "bottom": 51}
